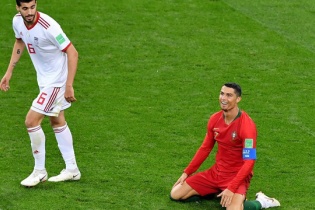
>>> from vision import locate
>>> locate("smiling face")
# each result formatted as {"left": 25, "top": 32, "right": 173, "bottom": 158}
{"left": 16, "top": 0, "right": 37, "bottom": 26}
{"left": 219, "top": 85, "right": 241, "bottom": 112}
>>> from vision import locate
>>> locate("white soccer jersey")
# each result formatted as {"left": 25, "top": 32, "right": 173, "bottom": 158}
{"left": 13, "top": 11, "right": 71, "bottom": 88}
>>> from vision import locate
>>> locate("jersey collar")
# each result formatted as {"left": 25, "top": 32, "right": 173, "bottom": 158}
{"left": 223, "top": 109, "right": 242, "bottom": 124}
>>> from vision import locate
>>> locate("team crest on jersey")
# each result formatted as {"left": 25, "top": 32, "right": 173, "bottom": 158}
{"left": 34, "top": 37, "right": 39, "bottom": 45}
{"left": 231, "top": 131, "right": 237, "bottom": 141}
{"left": 214, "top": 131, "right": 219, "bottom": 139}
{"left": 213, "top": 128, "right": 219, "bottom": 139}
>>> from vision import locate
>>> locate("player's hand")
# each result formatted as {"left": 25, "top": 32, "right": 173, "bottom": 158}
{"left": 217, "top": 189, "right": 234, "bottom": 207}
{"left": 65, "top": 85, "right": 77, "bottom": 102}
{"left": 0, "top": 76, "right": 10, "bottom": 92}
{"left": 172, "top": 173, "right": 188, "bottom": 188}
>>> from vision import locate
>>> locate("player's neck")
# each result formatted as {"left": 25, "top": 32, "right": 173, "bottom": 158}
{"left": 223, "top": 107, "right": 240, "bottom": 124}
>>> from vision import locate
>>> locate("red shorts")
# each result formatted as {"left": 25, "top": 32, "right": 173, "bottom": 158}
{"left": 185, "top": 166, "right": 252, "bottom": 196}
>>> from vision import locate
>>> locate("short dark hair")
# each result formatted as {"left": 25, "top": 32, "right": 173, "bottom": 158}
{"left": 224, "top": 82, "right": 242, "bottom": 97}
{"left": 16, "top": 0, "right": 36, "bottom": 6}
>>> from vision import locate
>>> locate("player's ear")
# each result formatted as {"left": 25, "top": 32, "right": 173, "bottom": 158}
{"left": 236, "top": 96, "right": 242, "bottom": 103}
{"left": 16, "top": 5, "right": 19, "bottom": 11}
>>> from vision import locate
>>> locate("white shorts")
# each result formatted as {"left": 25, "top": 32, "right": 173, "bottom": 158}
{"left": 31, "top": 86, "right": 71, "bottom": 117}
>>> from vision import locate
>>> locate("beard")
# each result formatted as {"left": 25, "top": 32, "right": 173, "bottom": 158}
{"left": 22, "top": 15, "right": 35, "bottom": 25}
{"left": 221, "top": 105, "right": 234, "bottom": 112}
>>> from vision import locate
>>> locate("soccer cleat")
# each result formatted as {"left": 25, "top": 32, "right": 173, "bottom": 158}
{"left": 21, "top": 169, "right": 48, "bottom": 187}
{"left": 256, "top": 191, "right": 280, "bottom": 208}
{"left": 48, "top": 169, "right": 81, "bottom": 182}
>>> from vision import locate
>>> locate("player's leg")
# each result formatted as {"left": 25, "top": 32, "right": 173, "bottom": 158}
{"left": 170, "top": 181, "right": 200, "bottom": 201}
{"left": 234, "top": 191, "right": 280, "bottom": 209}
{"left": 220, "top": 174, "right": 250, "bottom": 210}
{"left": 223, "top": 192, "right": 265, "bottom": 210}
{"left": 21, "top": 109, "right": 47, "bottom": 187}
{"left": 171, "top": 169, "right": 219, "bottom": 202}
{"left": 227, "top": 193, "right": 280, "bottom": 210}
{"left": 243, "top": 199, "right": 262, "bottom": 210}
{"left": 226, "top": 193, "right": 245, "bottom": 210}
{"left": 48, "top": 111, "right": 81, "bottom": 182}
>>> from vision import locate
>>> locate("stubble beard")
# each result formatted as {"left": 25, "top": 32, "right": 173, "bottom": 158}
{"left": 221, "top": 105, "right": 234, "bottom": 113}
{"left": 23, "top": 15, "right": 35, "bottom": 25}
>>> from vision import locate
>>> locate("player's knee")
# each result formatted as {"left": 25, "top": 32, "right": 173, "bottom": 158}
{"left": 226, "top": 203, "right": 242, "bottom": 210}
{"left": 170, "top": 191, "right": 179, "bottom": 201}
{"left": 170, "top": 189, "right": 182, "bottom": 201}
{"left": 170, "top": 194, "right": 178, "bottom": 201}
{"left": 49, "top": 113, "right": 66, "bottom": 127}
{"left": 25, "top": 118, "right": 37, "bottom": 128}
{"left": 25, "top": 110, "right": 44, "bottom": 128}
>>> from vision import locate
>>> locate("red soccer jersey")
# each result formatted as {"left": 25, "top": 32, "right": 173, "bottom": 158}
{"left": 184, "top": 110, "right": 257, "bottom": 192}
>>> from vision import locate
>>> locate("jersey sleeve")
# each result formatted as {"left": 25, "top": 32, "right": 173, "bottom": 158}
{"left": 46, "top": 20, "right": 71, "bottom": 51}
{"left": 13, "top": 15, "right": 21, "bottom": 39}
{"left": 184, "top": 117, "right": 216, "bottom": 175}
{"left": 227, "top": 113, "right": 257, "bottom": 192}
{"left": 227, "top": 159, "right": 255, "bottom": 192}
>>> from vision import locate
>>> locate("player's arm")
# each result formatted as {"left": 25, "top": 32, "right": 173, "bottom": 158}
{"left": 184, "top": 132, "right": 215, "bottom": 175}
{"left": 227, "top": 118, "right": 257, "bottom": 192}
{"left": 184, "top": 119, "right": 216, "bottom": 175}
{"left": 64, "top": 44, "right": 78, "bottom": 102}
{"left": 0, "top": 39, "right": 25, "bottom": 91}
{"left": 227, "top": 159, "right": 255, "bottom": 193}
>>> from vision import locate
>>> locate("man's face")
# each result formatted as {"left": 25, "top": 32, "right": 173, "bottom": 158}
{"left": 219, "top": 86, "right": 241, "bottom": 112}
{"left": 16, "top": 0, "right": 37, "bottom": 26}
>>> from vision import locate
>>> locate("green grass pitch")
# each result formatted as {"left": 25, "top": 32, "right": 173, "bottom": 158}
{"left": 0, "top": 0, "right": 314, "bottom": 209}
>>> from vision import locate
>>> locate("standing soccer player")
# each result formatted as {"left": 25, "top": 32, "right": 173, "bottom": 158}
{"left": 0, "top": 0, "right": 81, "bottom": 187}
{"left": 170, "top": 83, "right": 280, "bottom": 209}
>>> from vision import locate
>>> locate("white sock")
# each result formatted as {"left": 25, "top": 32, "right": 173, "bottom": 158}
{"left": 53, "top": 123, "right": 78, "bottom": 170}
{"left": 27, "top": 125, "right": 46, "bottom": 170}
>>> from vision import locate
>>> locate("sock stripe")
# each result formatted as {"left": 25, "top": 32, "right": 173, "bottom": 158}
{"left": 27, "top": 126, "right": 41, "bottom": 133}
{"left": 54, "top": 124, "right": 68, "bottom": 133}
